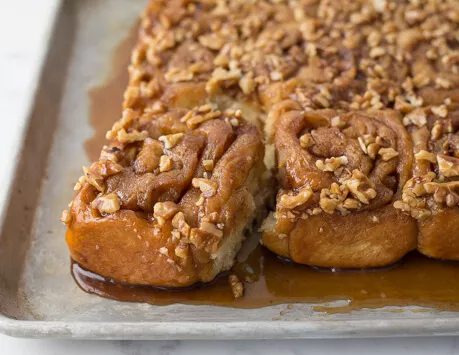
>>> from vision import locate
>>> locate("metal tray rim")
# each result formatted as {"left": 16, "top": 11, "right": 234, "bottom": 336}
{"left": 2, "top": 0, "right": 459, "bottom": 340}
{"left": 2, "top": 316, "right": 459, "bottom": 339}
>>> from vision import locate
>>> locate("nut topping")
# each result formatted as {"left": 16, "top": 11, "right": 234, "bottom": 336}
{"left": 228, "top": 275, "right": 244, "bottom": 299}
{"left": 91, "top": 193, "right": 121, "bottom": 214}
{"left": 154, "top": 201, "right": 179, "bottom": 220}
{"left": 279, "top": 185, "right": 313, "bottom": 210}
{"left": 437, "top": 155, "right": 459, "bottom": 177}
{"left": 159, "top": 133, "right": 184, "bottom": 149}
{"left": 192, "top": 178, "right": 218, "bottom": 197}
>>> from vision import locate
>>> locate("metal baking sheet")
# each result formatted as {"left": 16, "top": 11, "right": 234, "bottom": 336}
{"left": 1, "top": 0, "right": 459, "bottom": 340}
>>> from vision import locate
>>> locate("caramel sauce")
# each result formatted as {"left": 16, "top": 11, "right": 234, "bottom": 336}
{"left": 80, "top": 26, "right": 459, "bottom": 313}
{"left": 72, "top": 242, "right": 459, "bottom": 312}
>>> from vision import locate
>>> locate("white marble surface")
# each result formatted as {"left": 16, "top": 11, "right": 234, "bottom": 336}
{"left": 1, "top": 0, "right": 459, "bottom": 353}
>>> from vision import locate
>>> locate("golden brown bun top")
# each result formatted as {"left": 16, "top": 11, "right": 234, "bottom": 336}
{"left": 265, "top": 104, "right": 414, "bottom": 224}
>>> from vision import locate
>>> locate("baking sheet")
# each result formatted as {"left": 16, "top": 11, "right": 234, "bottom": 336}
{"left": 1, "top": 0, "right": 459, "bottom": 339}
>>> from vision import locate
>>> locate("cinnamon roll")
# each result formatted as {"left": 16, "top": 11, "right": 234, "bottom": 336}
{"left": 262, "top": 102, "right": 417, "bottom": 268}
{"left": 65, "top": 107, "right": 265, "bottom": 287}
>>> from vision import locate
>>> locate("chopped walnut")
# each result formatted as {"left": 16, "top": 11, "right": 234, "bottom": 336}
{"left": 117, "top": 129, "right": 149, "bottom": 144}
{"left": 319, "top": 197, "right": 340, "bottom": 214}
{"left": 331, "top": 116, "right": 346, "bottom": 128}
{"left": 60, "top": 209, "right": 72, "bottom": 225}
{"left": 206, "top": 67, "right": 241, "bottom": 94}
{"left": 230, "top": 118, "right": 239, "bottom": 127}
{"left": 436, "top": 77, "right": 452, "bottom": 89}
{"left": 357, "top": 137, "right": 368, "bottom": 154}
{"left": 278, "top": 185, "right": 313, "bottom": 210}
{"left": 197, "top": 104, "right": 213, "bottom": 113}
{"left": 154, "top": 201, "right": 179, "bottom": 220}
{"left": 446, "top": 192, "right": 459, "bottom": 208}
{"left": 431, "top": 105, "right": 448, "bottom": 118}
{"left": 200, "top": 221, "right": 223, "bottom": 238}
{"left": 341, "top": 170, "right": 377, "bottom": 204}
{"left": 91, "top": 193, "right": 121, "bottom": 214}
{"left": 394, "top": 172, "right": 437, "bottom": 219}
{"left": 159, "top": 155, "right": 173, "bottom": 172}
{"left": 192, "top": 178, "right": 218, "bottom": 197}
{"left": 164, "top": 68, "right": 194, "bottom": 83}
{"left": 367, "top": 143, "right": 381, "bottom": 160}
{"left": 415, "top": 150, "right": 436, "bottom": 163}
{"left": 174, "top": 243, "right": 189, "bottom": 259}
{"left": 159, "top": 246, "right": 169, "bottom": 256}
{"left": 228, "top": 274, "right": 244, "bottom": 299}
{"left": 315, "top": 156, "right": 348, "bottom": 172}
{"left": 82, "top": 166, "right": 104, "bottom": 192}
{"left": 195, "top": 195, "right": 205, "bottom": 206}
{"left": 158, "top": 133, "right": 184, "bottom": 149}
{"left": 171, "top": 230, "right": 181, "bottom": 241}
{"left": 299, "top": 133, "right": 313, "bottom": 148}
{"left": 186, "top": 110, "right": 222, "bottom": 129}
{"left": 239, "top": 71, "right": 256, "bottom": 94}
{"left": 198, "top": 34, "right": 224, "bottom": 50}
{"left": 270, "top": 71, "right": 283, "bottom": 81}
{"left": 424, "top": 181, "right": 459, "bottom": 194}
{"left": 431, "top": 122, "right": 443, "bottom": 141}
{"left": 343, "top": 198, "right": 361, "bottom": 209}
{"left": 378, "top": 147, "right": 399, "bottom": 161}
{"left": 437, "top": 154, "right": 459, "bottom": 177}
{"left": 172, "top": 212, "right": 191, "bottom": 237}
{"left": 369, "top": 46, "right": 386, "bottom": 58}
{"left": 105, "top": 109, "right": 136, "bottom": 140}
{"left": 402, "top": 109, "right": 427, "bottom": 127}
{"left": 203, "top": 159, "right": 214, "bottom": 171}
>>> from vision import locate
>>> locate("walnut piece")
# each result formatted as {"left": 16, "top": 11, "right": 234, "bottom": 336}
{"left": 159, "top": 155, "right": 173, "bottom": 172}
{"left": 192, "top": 178, "right": 218, "bottom": 197}
{"left": 200, "top": 221, "right": 223, "bottom": 238}
{"left": 228, "top": 274, "right": 244, "bottom": 299}
{"left": 437, "top": 154, "right": 459, "bottom": 177}
{"left": 159, "top": 246, "right": 169, "bottom": 256}
{"left": 91, "top": 193, "right": 121, "bottom": 214}
{"left": 415, "top": 150, "right": 436, "bottom": 163}
{"left": 431, "top": 105, "right": 448, "bottom": 118}
{"left": 279, "top": 185, "right": 313, "bottom": 210}
{"left": 315, "top": 156, "right": 348, "bottom": 172}
{"left": 239, "top": 72, "right": 256, "bottom": 94}
{"left": 159, "top": 133, "right": 184, "bottom": 149}
{"left": 82, "top": 166, "right": 104, "bottom": 192}
{"left": 174, "top": 243, "right": 189, "bottom": 259}
{"left": 378, "top": 147, "right": 399, "bottom": 161}
{"left": 341, "top": 170, "right": 377, "bottom": 204}
{"left": 60, "top": 209, "right": 72, "bottom": 225}
{"left": 172, "top": 212, "right": 191, "bottom": 237}
{"left": 117, "top": 129, "right": 149, "bottom": 144}
{"left": 154, "top": 201, "right": 179, "bottom": 220}
{"left": 402, "top": 109, "right": 426, "bottom": 127}
{"left": 331, "top": 116, "right": 346, "bottom": 128}
{"left": 203, "top": 159, "right": 214, "bottom": 171}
